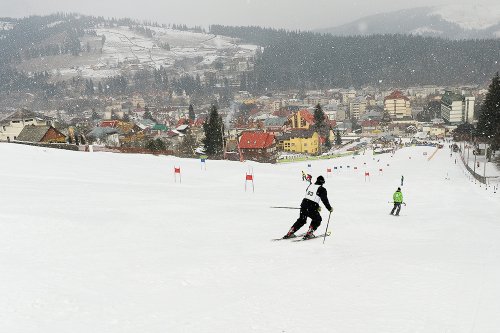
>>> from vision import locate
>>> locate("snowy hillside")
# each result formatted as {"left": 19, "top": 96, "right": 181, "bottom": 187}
{"left": 318, "top": 4, "right": 500, "bottom": 39}
{"left": 14, "top": 22, "right": 257, "bottom": 80}
{"left": 432, "top": 3, "right": 500, "bottom": 30}
{"left": 1, "top": 143, "right": 499, "bottom": 332}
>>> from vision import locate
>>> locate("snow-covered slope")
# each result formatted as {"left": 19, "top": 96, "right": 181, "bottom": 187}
{"left": 1, "top": 143, "right": 499, "bottom": 332}
{"left": 432, "top": 3, "right": 500, "bottom": 30}
{"left": 58, "top": 25, "right": 255, "bottom": 79}
{"left": 319, "top": 4, "right": 500, "bottom": 39}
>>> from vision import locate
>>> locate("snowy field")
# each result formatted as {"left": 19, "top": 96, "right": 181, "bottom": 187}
{"left": 1, "top": 143, "right": 499, "bottom": 332}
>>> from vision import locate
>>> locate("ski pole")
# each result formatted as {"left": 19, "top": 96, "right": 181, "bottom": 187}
{"left": 270, "top": 206, "right": 300, "bottom": 209}
{"left": 323, "top": 211, "right": 332, "bottom": 244}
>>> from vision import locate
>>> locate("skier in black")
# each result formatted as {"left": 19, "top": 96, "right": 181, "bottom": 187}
{"left": 283, "top": 175, "right": 333, "bottom": 239}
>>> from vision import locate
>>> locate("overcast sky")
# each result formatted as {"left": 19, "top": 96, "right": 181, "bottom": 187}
{"left": 0, "top": 0, "right": 496, "bottom": 30}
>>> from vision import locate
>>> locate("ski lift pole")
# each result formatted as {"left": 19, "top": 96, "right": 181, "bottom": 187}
{"left": 323, "top": 211, "right": 332, "bottom": 244}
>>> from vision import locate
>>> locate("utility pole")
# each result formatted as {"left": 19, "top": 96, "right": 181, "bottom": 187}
{"left": 473, "top": 150, "right": 477, "bottom": 173}
{"left": 483, "top": 143, "right": 488, "bottom": 179}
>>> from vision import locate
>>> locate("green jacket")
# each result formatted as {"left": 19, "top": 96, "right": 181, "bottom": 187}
{"left": 393, "top": 191, "right": 403, "bottom": 203}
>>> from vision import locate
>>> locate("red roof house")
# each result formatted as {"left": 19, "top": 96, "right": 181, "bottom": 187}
{"left": 100, "top": 120, "right": 119, "bottom": 128}
{"left": 238, "top": 131, "right": 277, "bottom": 163}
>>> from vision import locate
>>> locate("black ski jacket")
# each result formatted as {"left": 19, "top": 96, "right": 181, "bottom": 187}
{"left": 301, "top": 182, "right": 332, "bottom": 211}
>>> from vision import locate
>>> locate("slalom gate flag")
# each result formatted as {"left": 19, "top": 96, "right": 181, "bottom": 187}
{"left": 174, "top": 167, "right": 181, "bottom": 173}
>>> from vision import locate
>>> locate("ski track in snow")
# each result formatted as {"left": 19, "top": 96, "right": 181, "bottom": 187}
{"left": 0, "top": 143, "right": 499, "bottom": 332}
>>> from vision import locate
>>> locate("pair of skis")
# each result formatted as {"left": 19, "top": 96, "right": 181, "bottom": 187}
{"left": 272, "top": 231, "right": 332, "bottom": 242}
{"left": 273, "top": 211, "right": 333, "bottom": 244}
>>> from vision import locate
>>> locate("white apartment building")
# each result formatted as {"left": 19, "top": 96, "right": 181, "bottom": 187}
{"left": 441, "top": 91, "right": 475, "bottom": 124}
{"left": 384, "top": 91, "right": 412, "bottom": 119}
{"left": 349, "top": 98, "right": 367, "bottom": 120}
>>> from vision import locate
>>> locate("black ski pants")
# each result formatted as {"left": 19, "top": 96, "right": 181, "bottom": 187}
{"left": 391, "top": 203, "right": 401, "bottom": 215}
{"left": 292, "top": 204, "right": 322, "bottom": 231}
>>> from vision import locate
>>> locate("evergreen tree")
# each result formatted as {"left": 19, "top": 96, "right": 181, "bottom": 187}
{"left": 312, "top": 103, "right": 327, "bottom": 136}
{"left": 324, "top": 128, "right": 332, "bottom": 150}
{"left": 312, "top": 103, "right": 328, "bottom": 153}
{"left": 203, "top": 105, "right": 224, "bottom": 157}
{"left": 178, "top": 129, "right": 197, "bottom": 157}
{"left": 91, "top": 110, "right": 100, "bottom": 120}
{"left": 188, "top": 104, "right": 195, "bottom": 121}
{"left": 143, "top": 109, "right": 156, "bottom": 122}
{"left": 335, "top": 129, "right": 342, "bottom": 146}
{"left": 146, "top": 138, "right": 166, "bottom": 151}
{"left": 477, "top": 72, "right": 500, "bottom": 149}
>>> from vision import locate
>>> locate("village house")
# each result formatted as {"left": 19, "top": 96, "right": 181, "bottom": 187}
{"left": 86, "top": 127, "right": 120, "bottom": 147}
{"left": 263, "top": 117, "right": 288, "bottom": 135}
{"left": 16, "top": 125, "right": 66, "bottom": 143}
{"left": 238, "top": 131, "right": 277, "bottom": 163}
{"left": 0, "top": 109, "right": 54, "bottom": 142}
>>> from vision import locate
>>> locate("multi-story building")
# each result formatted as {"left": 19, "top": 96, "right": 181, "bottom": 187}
{"left": 340, "top": 89, "right": 356, "bottom": 104}
{"left": 277, "top": 130, "right": 320, "bottom": 155}
{"left": 288, "top": 110, "right": 315, "bottom": 130}
{"left": 0, "top": 109, "right": 54, "bottom": 142}
{"left": 349, "top": 97, "right": 367, "bottom": 120}
{"left": 384, "top": 91, "right": 412, "bottom": 119}
{"left": 440, "top": 91, "right": 475, "bottom": 124}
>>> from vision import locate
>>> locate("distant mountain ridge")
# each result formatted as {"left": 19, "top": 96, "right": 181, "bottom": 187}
{"left": 318, "top": 5, "right": 500, "bottom": 39}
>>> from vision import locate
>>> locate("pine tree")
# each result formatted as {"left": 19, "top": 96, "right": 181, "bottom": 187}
{"left": 178, "top": 129, "right": 197, "bottom": 157}
{"left": 324, "top": 127, "right": 332, "bottom": 150}
{"left": 188, "top": 104, "right": 195, "bottom": 121}
{"left": 312, "top": 103, "right": 328, "bottom": 154}
{"left": 203, "top": 105, "right": 224, "bottom": 157}
{"left": 313, "top": 103, "right": 326, "bottom": 131}
{"left": 477, "top": 72, "right": 500, "bottom": 149}
{"left": 335, "top": 129, "right": 342, "bottom": 146}
{"left": 146, "top": 138, "right": 166, "bottom": 152}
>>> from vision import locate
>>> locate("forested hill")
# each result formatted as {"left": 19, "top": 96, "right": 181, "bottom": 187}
{"left": 210, "top": 25, "right": 500, "bottom": 89}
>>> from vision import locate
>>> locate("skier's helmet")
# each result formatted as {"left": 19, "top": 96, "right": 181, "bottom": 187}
{"left": 397, "top": 187, "right": 401, "bottom": 191}
{"left": 316, "top": 176, "right": 325, "bottom": 185}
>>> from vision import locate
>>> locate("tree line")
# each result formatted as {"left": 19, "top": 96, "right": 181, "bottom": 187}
{"left": 210, "top": 25, "right": 500, "bottom": 90}
{"left": 476, "top": 73, "right": 500, "bottom": 150}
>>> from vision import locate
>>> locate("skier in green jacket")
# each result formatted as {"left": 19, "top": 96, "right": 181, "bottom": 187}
{"left": 390, "top": 187, "right": 403, "bottom": 216}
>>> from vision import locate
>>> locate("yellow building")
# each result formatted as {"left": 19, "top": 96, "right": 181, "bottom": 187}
{"left": 288, "top": 110, "right": 315, "bottom": 130}
{"left": 278, "top": 130, "right": 320, "bottom": 155}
